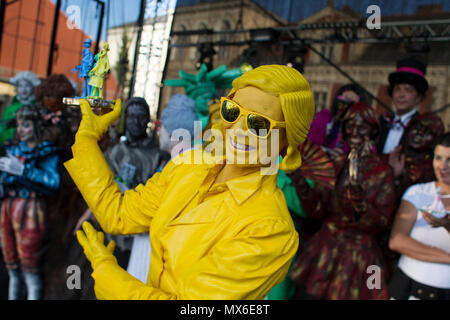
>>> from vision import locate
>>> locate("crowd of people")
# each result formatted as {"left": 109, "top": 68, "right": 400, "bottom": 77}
{"left": 0, "top": 56, "right": 447, "bottom": 300}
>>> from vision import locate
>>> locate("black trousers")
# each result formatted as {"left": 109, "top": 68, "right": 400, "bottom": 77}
{"left": 388, "top": 267, "right": 450, "bottom": 300}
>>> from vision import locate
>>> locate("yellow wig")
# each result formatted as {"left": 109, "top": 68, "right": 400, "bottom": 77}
{"left": 227, "top": 65, "right": 315, "bottom": 172}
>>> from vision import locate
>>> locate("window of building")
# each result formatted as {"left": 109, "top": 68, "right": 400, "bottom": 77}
{"left": 319, "top": 45, "right": 335, "bottom": 62}
{"left": 328, "top": 46, "right": 334, "bottom": 61}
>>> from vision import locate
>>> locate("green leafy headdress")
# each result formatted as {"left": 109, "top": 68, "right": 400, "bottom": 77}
{"left": 164, "top": 64, "right": 242, "bottom": 130}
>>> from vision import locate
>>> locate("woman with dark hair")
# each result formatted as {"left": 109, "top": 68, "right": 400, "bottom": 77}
{"left": 289, "top": 102, "right": 396, "bottom": 300}
{"left": 388, "top": 132, "right": 450, "bottom": 300}
{"left": 34, "top": 74, "right": 76, "bottom": 112}
{"left": 307, "top": 84, "right": 367, "bottom": 157}
{"left": 34, "top": 74, "right": 76, "bottom": 158}
{"left": 0, "top": 105, "right": 60, "bottom": 300}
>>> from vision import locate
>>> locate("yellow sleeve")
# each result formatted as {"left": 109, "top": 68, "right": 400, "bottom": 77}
{"left": 64, "top": 140, "right": 170, "bottom": 235}
{"left": 91, "top": 218, "right": 298, "bottom": 300}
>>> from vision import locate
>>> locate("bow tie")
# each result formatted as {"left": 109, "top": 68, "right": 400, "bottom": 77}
{"left": 389, "top": 118, "right": 406, "bottom": 129}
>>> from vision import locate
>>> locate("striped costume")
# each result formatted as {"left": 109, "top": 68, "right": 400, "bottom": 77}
{"left": 0, "top": 141, "right": 60, "bottom": 272}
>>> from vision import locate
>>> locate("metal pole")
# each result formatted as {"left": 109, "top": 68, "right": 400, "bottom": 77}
{"left": 47, "top": 0, "right": 61, "bottom": 76}
{"left": 29, "top": 0, "right": 42, "bottom": 71}
{"left": 128, "top": 0, "right": 146, "bottom": 99}
{"left": 0, "top": 0, "right": 7, "bottom": 53}
{"left": 305, "top": 43, "right": 393, "bottom": 114}
{"left": 94, "top": 0, "right": 105, "bottom": 55}
{"left": 142, "top": 0, "right": 160, "bottom": 100}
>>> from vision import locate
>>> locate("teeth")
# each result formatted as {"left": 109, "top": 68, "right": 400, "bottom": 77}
{"left": 230, "top": 137, "right": 255, "bottom": 151}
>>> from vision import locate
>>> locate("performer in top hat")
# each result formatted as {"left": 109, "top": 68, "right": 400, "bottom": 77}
{"left": 377, "top": 57, "right": 429, "bottom": 155}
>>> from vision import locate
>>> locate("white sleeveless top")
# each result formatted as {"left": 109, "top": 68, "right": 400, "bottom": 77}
{"left": 398, "top": 182, "right": 450, "bottom": 289}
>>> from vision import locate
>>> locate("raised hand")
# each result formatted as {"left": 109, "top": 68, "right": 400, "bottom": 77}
{"left": 388, "top": 145, "right": 405, "bottom": 178}
{"left": 75, "top": 99, "right": 122, "bottom": 143}
{"left": 0, "top": 153, "right": 24, "bottom": 176}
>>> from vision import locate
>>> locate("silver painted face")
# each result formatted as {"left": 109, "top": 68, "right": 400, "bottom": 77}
{"left": 16, "top": 79, "right": 34, "bottom": 103}
{"left": 125, "top": 104, "right": 149, "bottom": 139}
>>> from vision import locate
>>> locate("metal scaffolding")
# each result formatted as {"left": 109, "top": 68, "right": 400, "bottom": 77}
{"left": 166, "top": 18, "right": 450, "bottom": 114}
{"left": 168, "top": 19, "right": 450, "bottom": 47}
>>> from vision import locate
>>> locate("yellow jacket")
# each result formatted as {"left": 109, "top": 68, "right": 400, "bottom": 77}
{"left": 64, "top": 141, "right": 298, "bottom": 300}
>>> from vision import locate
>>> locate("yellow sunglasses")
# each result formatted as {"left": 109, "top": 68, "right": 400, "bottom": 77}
{"left": 219, "top": 97, "right": 285, "bottom": 138}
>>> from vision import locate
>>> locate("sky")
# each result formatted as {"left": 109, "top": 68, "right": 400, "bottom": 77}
{"left": 54, "top": 0, "right": 450, "bottom": 41}
{"left": 52, "top": 0, "right": 143, "bottom": 40}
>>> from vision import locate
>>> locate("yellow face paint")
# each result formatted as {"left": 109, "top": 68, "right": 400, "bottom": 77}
{"left": 222, "top": 86, "right": 287, "bottom": 172}
{"left": 228, "top": 65, "right": 315, "bottom": 173}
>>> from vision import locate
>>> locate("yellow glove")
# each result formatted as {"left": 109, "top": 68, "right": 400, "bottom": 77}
{"left": 76, "top": 221, "right": 117, "bottom": 270}
{"left": 75, "top": 99, "right": 122, "bottom": 143}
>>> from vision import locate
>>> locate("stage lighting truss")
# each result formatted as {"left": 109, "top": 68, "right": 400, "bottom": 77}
{"left": 169, "top": 19, "right": 450, "bottom": 49}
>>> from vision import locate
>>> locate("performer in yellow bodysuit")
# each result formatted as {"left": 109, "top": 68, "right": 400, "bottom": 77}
{"left": 65, "top": 65, "right": 315, "bottom": 300}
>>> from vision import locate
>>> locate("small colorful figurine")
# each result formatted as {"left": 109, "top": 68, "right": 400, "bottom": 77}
{"left": 72, "top": 38, "right": 94, "bottom": 98}
{"left": 88, "top": 42, "right": 110, "bottom": 99}
{"left": 64, "top": 42, "right": 113, "bottom": 109}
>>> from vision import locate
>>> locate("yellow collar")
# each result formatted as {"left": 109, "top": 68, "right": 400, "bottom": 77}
{"left": 226, "top": 172, "right": 264, "bottom": 205}
{"left": 200, "top": 149, "right": 278, "bottom": 205}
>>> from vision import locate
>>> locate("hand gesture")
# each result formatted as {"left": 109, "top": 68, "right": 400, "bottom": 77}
{"left": 75, "top": 99, "right": 122, "bottom": 143}
{"left": 76, "top": 221, "right": 117, "bottom": 270}
{"left": 388, "top": 145, "right": 405, "bottom": 178}
{"left": 421, "top": 210, "right": 450, "bottom": 230}
{"left": 0, "top": 153, "right": 24, "bottom": 176}
{"left": 360, "top": 136, "right": 373, "bottom": 157}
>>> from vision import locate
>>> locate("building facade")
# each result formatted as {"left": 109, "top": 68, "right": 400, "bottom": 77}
{"left": 159, "top": 0, "right": 286, "bottom": 115}
{"left": 299, "top": 2, "right": 450, "bottom": 127}
{"left": 162, "top": 0, "right": 450, "bottom": 127}
{"left": 110, "top": 0, "right": 449, "bottom": 128}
